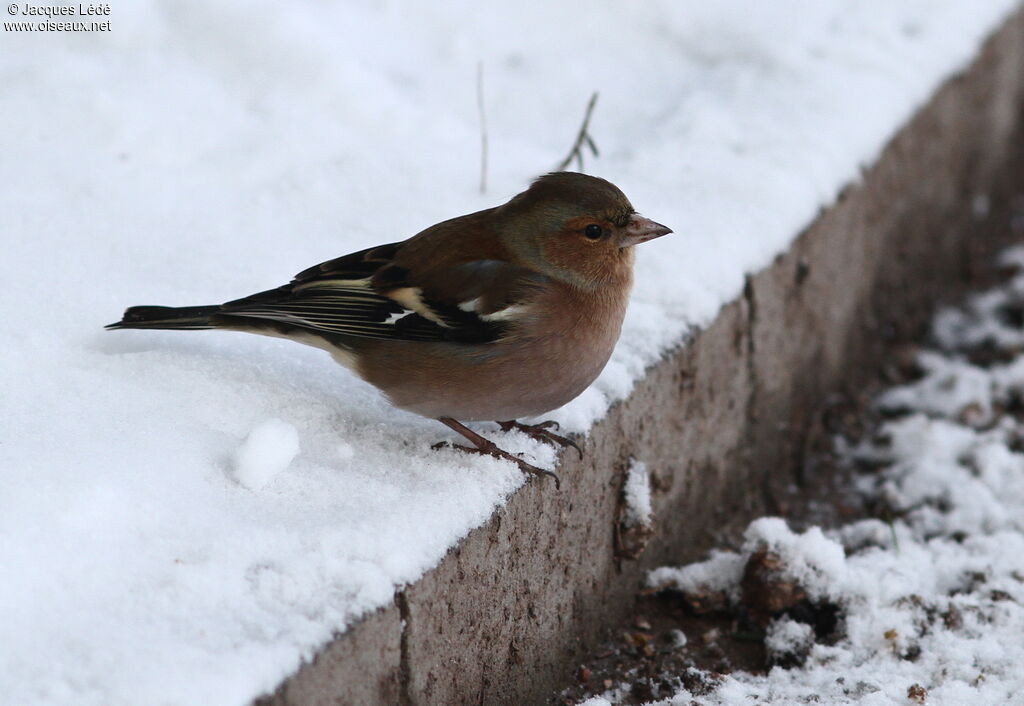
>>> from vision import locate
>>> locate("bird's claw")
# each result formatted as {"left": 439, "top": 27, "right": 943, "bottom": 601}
{"left": 497, "top": 420, "right": 583, "bottom": 460}
{"left": 533, "top": 420, "right": 561, "bottom": 431}
{"left": 432, "top": 440, "right": 561, "bottom": 489}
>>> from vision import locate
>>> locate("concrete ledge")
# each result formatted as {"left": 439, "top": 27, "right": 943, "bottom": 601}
{"left": 258, "top": 9, "right": 1024, "bottom": 705}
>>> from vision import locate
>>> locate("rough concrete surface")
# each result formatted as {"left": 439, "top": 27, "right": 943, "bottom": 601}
{"left": 257, "top": 9, "right": 1024, "bottom": 706}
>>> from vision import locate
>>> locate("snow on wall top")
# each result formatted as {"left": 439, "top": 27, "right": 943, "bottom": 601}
{"left": 0, "top": 1, "right": 1018, "bottom": 704}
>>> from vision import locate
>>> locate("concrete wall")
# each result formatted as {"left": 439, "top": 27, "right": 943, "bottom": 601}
{"left": 257, "top": 9, "right": 1024, "bottom": 705}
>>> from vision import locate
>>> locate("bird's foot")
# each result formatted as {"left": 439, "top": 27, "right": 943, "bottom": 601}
{"left": 497, "top": 420, "right": 583, "bottom": 460}
{"left": 434, "top": 416, "right": 560, "bottom": 488}
{"left": 432, "top": 440, "right": 560, "bottom": 488}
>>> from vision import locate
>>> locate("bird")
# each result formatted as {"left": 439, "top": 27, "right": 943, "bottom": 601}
{"left": 106, "top": 172, "right": 671, "bottom": 486}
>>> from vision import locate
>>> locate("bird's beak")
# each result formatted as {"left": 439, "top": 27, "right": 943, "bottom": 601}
{"left": 620, "top": 214, "right": 672, "bottom": 248}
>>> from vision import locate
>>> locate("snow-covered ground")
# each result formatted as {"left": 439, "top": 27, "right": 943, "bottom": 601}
{"left": 580, "top": 246, "right": 1024, "bottom": 705}
{"left": 1, "top": 2, "right": 1018, "bottom": 704}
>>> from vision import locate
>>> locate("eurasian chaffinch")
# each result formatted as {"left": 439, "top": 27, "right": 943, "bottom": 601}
{"left": 107, "top": 172, "right": 671, "bottom": 485}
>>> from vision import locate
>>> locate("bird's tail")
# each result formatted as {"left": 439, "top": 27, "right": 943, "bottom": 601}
{"left": 105, "top": 305, "right": 221, "bottom": 331}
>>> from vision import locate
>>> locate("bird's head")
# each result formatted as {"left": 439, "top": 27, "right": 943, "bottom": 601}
{"left": 496, "top": 172, "right": 671, "bottom": 289}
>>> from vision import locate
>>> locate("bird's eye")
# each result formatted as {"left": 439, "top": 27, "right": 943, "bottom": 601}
{"left": 584, "top": 224, "right": 603, "bottom": 240}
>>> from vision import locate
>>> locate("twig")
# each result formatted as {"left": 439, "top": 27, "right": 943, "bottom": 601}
{"left": 556, "top": 92, "right": 599, "bottom": 172}
{"left": 477, "top": 62, "right": 488, "bottom": 194}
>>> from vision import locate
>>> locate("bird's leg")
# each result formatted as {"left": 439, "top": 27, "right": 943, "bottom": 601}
{"left": 434, "top": 417, "right": 560, "bottom": 488}
{"left": 496, "top": 420, "right": 583, "bottom": 460}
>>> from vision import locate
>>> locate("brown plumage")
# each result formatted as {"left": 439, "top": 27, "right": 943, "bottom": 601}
{"left": 106, "top": 172, "right": 671, "bottom": 485}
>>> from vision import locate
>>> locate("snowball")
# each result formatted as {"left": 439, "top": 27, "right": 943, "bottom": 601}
{"left": 232, "top": 419, "right": 300, "bottom": 491}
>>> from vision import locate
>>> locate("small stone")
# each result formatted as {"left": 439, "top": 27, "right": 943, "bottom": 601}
{"left": 958, "top": 401, "right": 987, "bottom": 427}
{"left": 667, "top": 628, "right": 688, "bottom": 649}
{"left": 679, "top": 588, "right": 731, "bottom": 614}
{"left": 942, "top": 606, "right": 963, "bottom": 630}
{"left": 631, "top": 679, "right": 655, "bottom": 701}
{"left": 740, "top": 550, "right": 808, "bottom": 624}
{"left": 907, "top": 683, "right": 927, "bottom": 703}
{"left": 627, "top": 631, "right": 652, "bottom": 648}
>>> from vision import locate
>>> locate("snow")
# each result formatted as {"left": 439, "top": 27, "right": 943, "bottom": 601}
{"left": 648, "top": 550, "right": 746, "bottom": 603}
{"left": 742, "top": 518, "right": 848, "bottom": 602}
{"left": 1, "top": 1, "right": 1019, "bottom": 704}
{"left": 622, "top": 460, "right": 653, "bottom": 528}
{"left": 764, "top": 618, "right": 815, "bottom": 662}
{"left": 645, "top": 520, "right": 847, "bottom": 606}
{"left": 232, "top": 418, "right": 301, "bottom": 491}
{"left": 629, "top": 251, "right": 1024, "bottom": 704}
{"left": 877, "top": 352, "right": 995, "bottom": 424}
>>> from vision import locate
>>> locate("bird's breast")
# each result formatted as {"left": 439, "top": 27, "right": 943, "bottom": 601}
{"left": 356, "top": 272, "right": 633, "bottom": 422}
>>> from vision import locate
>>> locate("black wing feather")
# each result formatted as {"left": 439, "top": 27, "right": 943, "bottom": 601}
{"left": 213, "top": 243, "right": 509, "bottom": 344}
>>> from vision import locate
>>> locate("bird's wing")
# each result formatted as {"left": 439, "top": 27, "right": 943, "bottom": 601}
{"left": 215, "top": 242, "right": 546, "bottom": 344}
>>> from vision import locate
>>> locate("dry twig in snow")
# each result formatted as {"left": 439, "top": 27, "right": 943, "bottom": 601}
{"left": 556, "top": 92, "right": 600, "bottom": 171}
